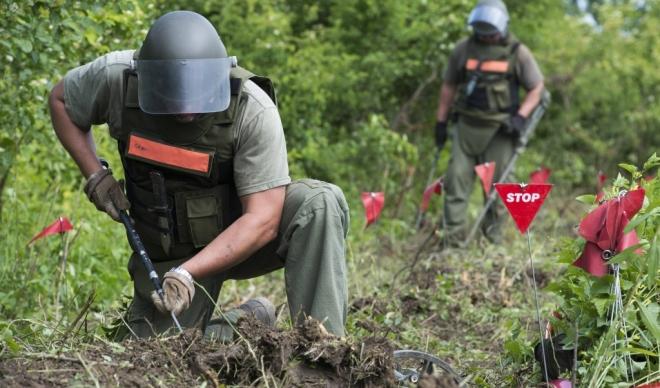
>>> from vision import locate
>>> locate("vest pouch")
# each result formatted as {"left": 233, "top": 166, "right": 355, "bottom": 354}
{"left": 488, "top": 82, "right": 511, "bottom": 112}
{"left": 175, "top": 188, "right": 224, "bottom": 248}
{"left": 466, "top": 86, "right": 490, "bottom": 110}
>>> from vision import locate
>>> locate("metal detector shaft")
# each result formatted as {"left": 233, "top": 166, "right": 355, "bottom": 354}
{"left": 118, "top": 210, "right": 183, "bottom": 332}
{"left": 462, "top": 90, "right": 551, "bottom": 247}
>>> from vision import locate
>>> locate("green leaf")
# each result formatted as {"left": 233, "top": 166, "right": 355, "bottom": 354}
{"left": 625, "top": 347, "right": 658, "bottom": 357}
{"left": 592, "top": 297, "right": 611, "bottom": 317}
{"left": 3, "top": 337, "right": 21, "bottom": 354}
{"left": 504, "top": 339, "right": 526, "bottom": 362}
{"left": 618, "top": 163, "right": 638, "bottom": 175}
{"left": 576, "top": 194, "right": 597, "bottom": 204}
{"left": 624, "top": 208, "right": 660, "bottom": 233}
{"left": 642, "top": 152, "right": 660, "bottom": 172}
{"left": 647, "top": 236, "right": 659, "bottom": 289}
{"left": 637, "top": 302, "right": 660, "bottom": 342}
{"left": 14, "top": 38, "right": 33, "bottom": 53}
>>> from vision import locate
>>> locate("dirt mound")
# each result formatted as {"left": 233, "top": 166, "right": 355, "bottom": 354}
{"left": 0, "top": 317, "right": 396, "bottom": 387}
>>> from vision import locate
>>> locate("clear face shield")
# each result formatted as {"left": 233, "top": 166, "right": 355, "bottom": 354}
{"left": 468, "top": 5, "right": 509, "bottom": 37}
{"left": 135, "top": 56, "right": 237, "bottom": 115}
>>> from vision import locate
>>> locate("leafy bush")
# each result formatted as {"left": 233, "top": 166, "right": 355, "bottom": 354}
{"left": 530, "top": 154, "right": 659, "bottom": 385}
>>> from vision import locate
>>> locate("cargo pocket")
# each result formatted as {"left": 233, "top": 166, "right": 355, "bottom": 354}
{"left": 174, "top": 189, "right": 223, "bottom": 248}
{"left": 489, "top": 82, "right": 511, "bottom": 111}
{"left": 187, "top": 194, "right": 221, "bottom": 248}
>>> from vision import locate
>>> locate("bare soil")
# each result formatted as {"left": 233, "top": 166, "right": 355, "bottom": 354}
{"left": 0, "top": 317, "right": 399, "bottom": 387}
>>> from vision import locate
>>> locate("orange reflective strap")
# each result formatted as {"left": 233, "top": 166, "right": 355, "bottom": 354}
{"left": 466, "top": 58, "right": 509, "bottom": 73}
{"left": 127, "top": 134, "right": 212, "bottom": 175}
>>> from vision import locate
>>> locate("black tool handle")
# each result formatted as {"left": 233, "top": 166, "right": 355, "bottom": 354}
{"left": 118, "top": 210, "right": 165, "bottom": 299}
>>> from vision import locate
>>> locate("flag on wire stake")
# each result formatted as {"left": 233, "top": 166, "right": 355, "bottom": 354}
{"left": 572, "top": 188, "right": 645, "bottom": 384}
{"left": 573, "top": 188, "right": 644, "bottom": 276}
{"left": 529, "top": 166, "right": 551, "bottom": 184}
{"left": 495, "top": 183, "right": 553, "bottom": 382}
{"left": 361, "top": 192, "right": 384, "bottom": 227}
{"left": 420, "top": 178, "right": 443, "bottom": 213}
{"left": 475, "top": 161, "right": 496, "bottom": 195}
{"left": 28, "top": 216, "right": 73, "bottom": 245}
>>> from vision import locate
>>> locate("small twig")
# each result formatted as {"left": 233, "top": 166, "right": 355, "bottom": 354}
{"left": 61, "top": 290, "right": 96, "bottom": 343}
{"left": 19, "top": 352, "right": 133, "bottom": 368}
{"left": 76, "top": 352, "right": 101, "bottom": 388}
{"left": 153, "top": 334, "right": 185, "bottom": 379}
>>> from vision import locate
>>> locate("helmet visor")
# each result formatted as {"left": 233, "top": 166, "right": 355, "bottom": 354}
{"left": 468, "top": 6, "right": 508, "bottom": 36}
{"left": 136, "top": 57, "right": 233, "bottom": 114}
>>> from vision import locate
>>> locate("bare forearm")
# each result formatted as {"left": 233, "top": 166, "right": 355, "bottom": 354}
{"left": 435, "top": 82, "right": 457, "bottom": 122}
{"left": 181, "top": 210, "right": 279, "bottom": 278}
{"left": 49, "top": 81, "right": 102, "bottom": 178}
{"left": 517, "top": 82, "right": 544, "bottom": 118}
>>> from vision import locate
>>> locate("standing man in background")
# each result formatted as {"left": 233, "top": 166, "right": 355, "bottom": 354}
{"left": 434, "top": 0, "right": 545, "bottom": 244}
{"left": 49, "top": 10, "right": 349, "bottom": 339}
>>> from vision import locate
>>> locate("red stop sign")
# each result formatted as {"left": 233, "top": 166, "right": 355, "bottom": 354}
{"left": 495, "top": 183, "right": 553, "bottom": 234}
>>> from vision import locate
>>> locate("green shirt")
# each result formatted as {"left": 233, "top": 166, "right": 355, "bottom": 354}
{"left": 443, "top": 37, "right": 544, "bottom": 91}
{"left": 63, "top": 50, "right": 291, "bottom": 197}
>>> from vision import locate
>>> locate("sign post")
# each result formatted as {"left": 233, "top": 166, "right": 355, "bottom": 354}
{"left": 495, "top": 183, "right": 553, "bottom": 383}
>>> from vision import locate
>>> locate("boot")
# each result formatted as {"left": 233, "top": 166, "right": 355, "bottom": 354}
{"left": 204, "top": 297, "right": 276, "bottom": 342}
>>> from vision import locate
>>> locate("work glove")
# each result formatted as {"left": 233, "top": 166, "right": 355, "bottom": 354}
{"left": 83, "top": 168, "right": 130, "bottom": 222}
{"left": 435, "top": 121, "right": 448, "bottom": 149}
{"left": 508, "top": 113, "right": 527, "bottom": 138}
{"left": 151, "top": 267, "right": 195, "bottom": 316}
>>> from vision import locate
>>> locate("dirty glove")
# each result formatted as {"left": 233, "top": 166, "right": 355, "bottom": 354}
{"left": 83, "top": 168, "right": 130, "bottom": 222}
{"left": 435, "top": 121, "right": 448, "bottom": 149}
{"left": 509, "top": 114, "right": 527, "bottom": 138}
{"left": 151, "top": 267, "right": 195, "bottom": 316}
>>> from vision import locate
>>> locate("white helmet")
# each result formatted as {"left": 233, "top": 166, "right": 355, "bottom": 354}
{"left": 468, "top": 0, "right": 510, "bottom": 37}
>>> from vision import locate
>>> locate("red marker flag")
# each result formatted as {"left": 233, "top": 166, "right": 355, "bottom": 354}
{"left": 573, "top": 188, "right": 645, "bottom": 276}
{"left": 420, "top": 178, "right": 443, "bottom": 212}
{"left": 361, "top": 192, "right": 385, "bottom": 227}
{"left": 550, "top": 380, "right": 572, "bottom": 388}
{"left": 597, "top": 171, "right": 607, "bottom": 189}
{"left": 28, "top": 216, "right": 73, "bottom": 245}
{"left": 495, "top": 183, "right": 553, "bottom": 234}
{"left": 475, "top": 162, "right": 496, "bottom": 194}
{"left": 529, "top": 166, "right": 551, "bottom": 184}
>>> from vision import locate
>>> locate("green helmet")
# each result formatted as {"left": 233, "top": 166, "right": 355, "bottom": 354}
{"left": 136, "top": 11, "right": 236, "bottom": 115}
{"left": 468, "top": 0, "right": 510, "bottom": 37}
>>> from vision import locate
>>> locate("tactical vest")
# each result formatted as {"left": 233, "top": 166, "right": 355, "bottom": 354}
{"left": 111, "top": 66, "right": 277, "bottom": 261}
{"left": 453, "top": 34, "right": 520, "bottom": 125}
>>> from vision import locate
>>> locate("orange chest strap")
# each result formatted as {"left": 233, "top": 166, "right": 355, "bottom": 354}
{"left": 126, "top": 133, "right": 214, "bottom": 176}
{"left": 466, "top": 58, "right": 510, "bottom": 73}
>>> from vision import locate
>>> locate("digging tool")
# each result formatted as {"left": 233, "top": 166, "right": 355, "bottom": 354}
{"left": 462, "top": 89, "right": 551, "bottom": 247}
{"left": 99, "top": 159, "right": 183, "bottom": 332}
{"left": 118, "top": 209, "right": 183, "bottom": 332}
{"left": 393, "top": 349, "right": 462, "bottom": 385}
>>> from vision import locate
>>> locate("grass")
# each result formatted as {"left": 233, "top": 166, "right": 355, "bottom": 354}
{"left": 3, "top": 130, "right": 653, "bottom": 386}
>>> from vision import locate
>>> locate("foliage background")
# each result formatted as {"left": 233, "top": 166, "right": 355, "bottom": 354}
{"left": 0, "top": 0, "right": 658, "bottom": 385}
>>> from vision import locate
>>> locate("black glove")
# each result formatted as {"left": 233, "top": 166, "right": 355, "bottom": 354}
{"left": 435, "top": 121, "right": 448, "bottom": 149}
{"left": 509, "top": 114, "right": 527, "bottom": 137}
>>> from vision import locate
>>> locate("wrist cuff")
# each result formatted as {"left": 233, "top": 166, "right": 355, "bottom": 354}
{"left": 171, "top": 266, "right": 194, "bottom": 284}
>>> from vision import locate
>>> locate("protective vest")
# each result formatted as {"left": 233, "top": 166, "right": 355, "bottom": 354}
{"left": 453, "top": 34, "right": 520, "bottom": 125}
{"left": 110, "top": 66, "right": 276, "bottom": 261}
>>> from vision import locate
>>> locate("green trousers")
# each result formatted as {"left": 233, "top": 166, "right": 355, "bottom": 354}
{"left": 122, "top": 179, "right": 349, "bottom": 338}
{"left": 444, "top": 128, "right": 515, "bottom": 243}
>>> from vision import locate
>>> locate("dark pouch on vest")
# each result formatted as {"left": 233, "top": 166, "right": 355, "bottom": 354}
{"left": 175, "top": 188, "right": 223, "bottom": 248}
{"left": 466, "top": 86, "right": 489, "bottom": 110}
